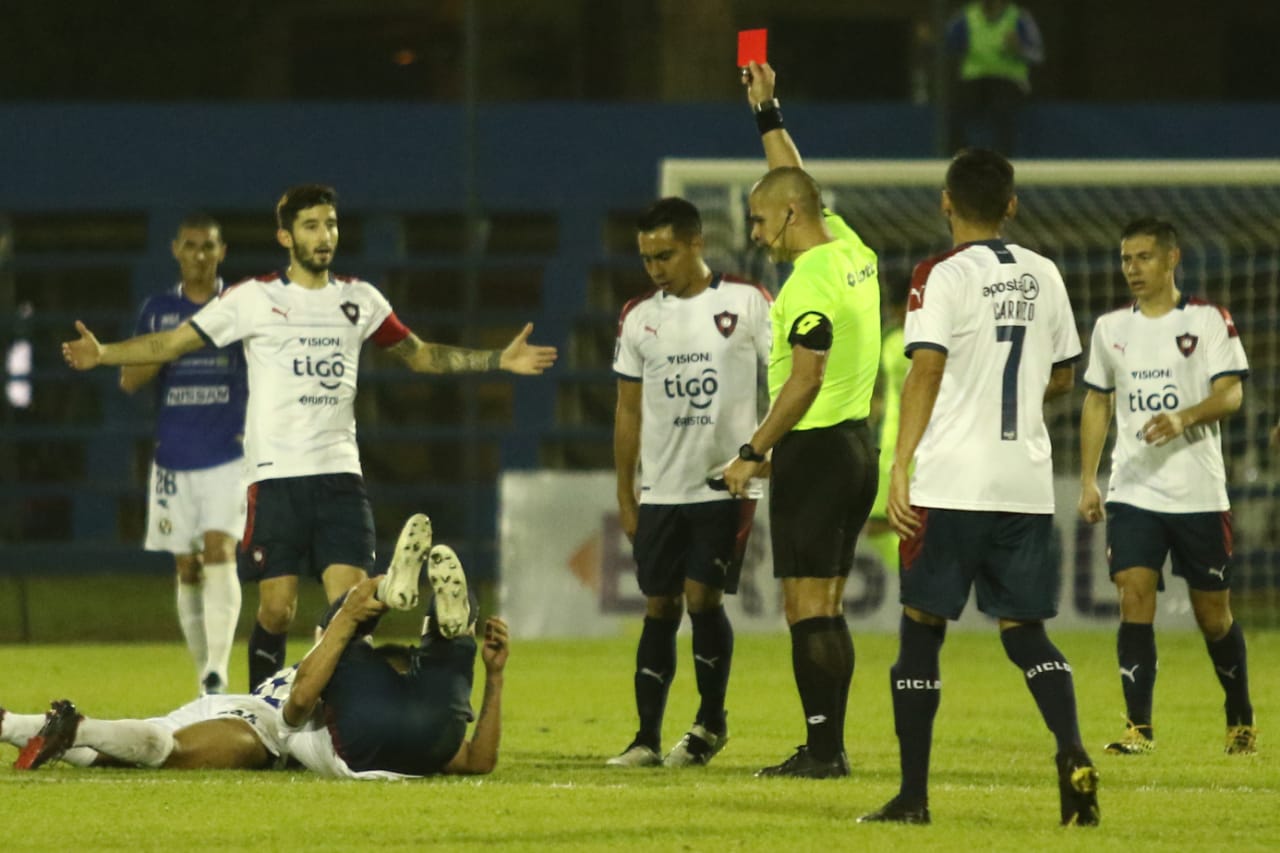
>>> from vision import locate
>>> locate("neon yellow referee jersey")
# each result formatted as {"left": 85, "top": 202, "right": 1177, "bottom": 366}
{"left": 768, "top": 211, "right": 881, "bottom": 430}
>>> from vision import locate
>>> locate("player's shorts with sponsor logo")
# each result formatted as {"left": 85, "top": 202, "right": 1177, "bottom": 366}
{"left": 144, "top": 457, "right": 248, "bottom": 553}
{"left": 769, "top": 419, "right": 878, "bottom": 580}
{"left": 148, "top": 694, "right": 286, "bottom": 760}
{"left": 898, "top": 508, "right": 1058, "bottom": 621}
{"left": 238, "top": 473, "right": 376, "bottom": 583}
{"left": 1105, "top": 501, "right": 1233, "bottom": 592}
{"left": 633, "top": 499, "right": 757, "bottom": 596}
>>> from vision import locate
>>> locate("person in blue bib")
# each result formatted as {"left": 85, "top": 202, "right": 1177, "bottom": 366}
{"left": 122, "top": 213, "right": 247, "bottom": 697}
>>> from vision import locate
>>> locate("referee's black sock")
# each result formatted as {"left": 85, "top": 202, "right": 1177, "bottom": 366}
{"left": 1116, "top": 621, "right": 1157, "bottom": 729}
{"left": 633, "top": 615, "right": 679, "bottom": 751}
{"left": 890, "top": 614, "right": 945, "bottom": 804}
{"left": 1001, "top": 622, "right": 1083, "bottom": 754}
{"left": 248, "top": 621, "right": 288, "bottom": 691}
{"left": 689, "top": 605, "right": 733, "bottom": 734}
{"left": 790, "top": 615, "right": 853, "bottom": 761}
{"left": 1205, "top": 621, "right": 1253, "bottom": 726}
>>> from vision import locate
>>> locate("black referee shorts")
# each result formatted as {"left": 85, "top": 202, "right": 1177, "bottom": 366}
{"left": 769, "top": 419, "right": 878, "bottom": 580}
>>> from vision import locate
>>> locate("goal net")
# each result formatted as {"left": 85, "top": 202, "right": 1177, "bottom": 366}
{"left": 661, "top": 158, "right": 1280, "bottom": 627}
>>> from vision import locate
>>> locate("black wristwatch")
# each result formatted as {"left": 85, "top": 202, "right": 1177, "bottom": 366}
{"left": 738, "top": 443, "right": 766, "bottom": 463}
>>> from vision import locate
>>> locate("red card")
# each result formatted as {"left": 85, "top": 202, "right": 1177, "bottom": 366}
{"left": 737, "top": 29, "right": 767, "bottom": 67}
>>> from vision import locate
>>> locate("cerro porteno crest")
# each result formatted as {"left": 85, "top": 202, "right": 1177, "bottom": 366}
{"left": 714, "top": 311, "right": 738, "bottom": 339}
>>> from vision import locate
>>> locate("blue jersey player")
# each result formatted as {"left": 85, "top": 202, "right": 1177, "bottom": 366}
{"left": 121, "top": 213, "right": 247, "bottom": 696}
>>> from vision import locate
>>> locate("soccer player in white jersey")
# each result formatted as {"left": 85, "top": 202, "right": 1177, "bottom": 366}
{"left": 860, "top": 149, "right": 1098, "bottom": 827}
{"left": 6, "top": 531, "right": 509, "bottom": 778}
{"left": 62, "top": 184, "right": 556, "bottom": 691}
{"left": 1078, "top": 217, "right": 1255, "bottom": 756}
{"left": 606, "top": 197, "right": 771, "bottom": 769}
{"left": 121, "top": 213, "right": 246, "bottom": 697}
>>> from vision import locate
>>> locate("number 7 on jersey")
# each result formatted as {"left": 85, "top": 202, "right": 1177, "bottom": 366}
{"left": 996, "top": 324, "right": 1025, "bottom": 440}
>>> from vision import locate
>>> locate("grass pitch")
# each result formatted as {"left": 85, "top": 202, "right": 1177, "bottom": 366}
{"left": 1, "top": 626, "right": 1276, "bottom": 851}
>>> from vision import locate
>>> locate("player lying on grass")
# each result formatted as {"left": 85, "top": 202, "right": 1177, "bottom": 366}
{"left": 2, "top": 518, "right": 508, "bottom": 778}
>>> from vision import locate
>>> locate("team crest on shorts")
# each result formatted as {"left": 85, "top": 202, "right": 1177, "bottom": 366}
{"left": 158, "top": 518, "right": 173, "bottom": 535}
{"left": 340, "top": 301, "right": 360, "bottom": 325}
{"left": 714, "top": 311, "right": 738, "bottom": 338}
{"left": 1176, "top": 333, "right": 1198, "bottom": 357}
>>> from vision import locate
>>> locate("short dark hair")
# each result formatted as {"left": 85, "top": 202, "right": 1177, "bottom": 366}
{"left": 945, "top": 148, "right": 1015, "bottom": 226}
{"left": 1121, "top": 217, "right": 1179, "bottom": 251}
{"left": 276, "top": 184, "right": 338, "bottom": 231}
{"left": 176, "top": 212, "right": 222, "bottom": 237}
{"left": 636, "top": 197, "right": 702, "bottom": 242}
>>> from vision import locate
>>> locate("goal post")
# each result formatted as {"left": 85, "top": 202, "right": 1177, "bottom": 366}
{"left": 660, "top": 157, "right": 1280, "bottom": 627}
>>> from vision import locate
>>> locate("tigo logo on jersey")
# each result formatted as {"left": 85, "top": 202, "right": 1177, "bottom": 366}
{"left": 714, "top": 311, "right": 738, "bottom": 338}
{"left": 664, "top": 367, "right": 719, "bottom": 410}
{"left": 1176, "top": 333, "right": 1198, "bottom": 357}
{"left": 1128, "top": 384, "right": 1179, "bottom": 413}
{"left": 293, "top": 352, "right": 346, "bottom": 390}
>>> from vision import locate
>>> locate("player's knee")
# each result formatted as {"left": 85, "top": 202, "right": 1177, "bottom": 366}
{"left": 645, "top": 595, "right": 683, "bottom": 620}
{"left": 257, "top": 600, "right": 296, "bottom": 633}
{"left": 1193, "top": 604, "right": 1232, "bottom": 640}
{"left": 175, "top": 556, "right": 202, "bottom": 585}
{"left": 202, "top": 532, "right": 237, "bottom": 564}
{"left": 684, "top": 584, "right": 722, "bottom": 614}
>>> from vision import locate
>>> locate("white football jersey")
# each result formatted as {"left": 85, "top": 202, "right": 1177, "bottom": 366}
{"left": 1083, "top": 296, "right": 1248, "bottom": 512}
{"left": 190, "top": 272, "right": 407, "bottom": 481}
{"left": 905, "top": 240, "right": 1081, "bottom": 512}
{"left": 614, "top": 275, "right": 772, "bottom": 504}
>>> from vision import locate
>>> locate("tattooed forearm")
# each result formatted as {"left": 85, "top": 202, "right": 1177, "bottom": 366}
{"left": 420, "top": 342, "right": 501, "bottom": 373}
{"left": 389, "top": 334, "right": 503, "bottom": 374}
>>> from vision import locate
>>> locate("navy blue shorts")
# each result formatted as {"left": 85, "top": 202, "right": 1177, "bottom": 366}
{"left": 1105, "top": 502, "right": 1233, "bottom": 592}
{"left": 769, "top": 420, "right": 878, "bottom": 580}
{"left": 238, "top": 473, "right": 377, "bottom": 583}
{"left": 633, "top": 500, "right": 757, "bottom": 596}
{"left": 322, "top": 638, "right": 476, "bottom": 776}
{"left": 899, "top": 508, "right": 1059, "bottom": 621}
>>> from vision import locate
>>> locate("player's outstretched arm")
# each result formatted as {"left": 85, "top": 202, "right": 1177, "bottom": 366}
{"left": 1077, "top": 389, "right": 1114, "bottom": 524}
{"left": 119, "top": 364, "right": 164, "bottom": 394}
{"left": 444, "top": 616, "right": 508, "bottom": 775}
{"left": 63, "top": 320, "right": 203, "bottom": 371}
{"left": 389, "top": 323, "right": 556, "bottom": 375}
{"left": 743, "top": 61, "right": 802, "bottom": 171}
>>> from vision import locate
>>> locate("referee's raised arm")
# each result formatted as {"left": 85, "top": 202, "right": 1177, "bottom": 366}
{"left": 743, "top": 61, "right": 801, "bottom": 171}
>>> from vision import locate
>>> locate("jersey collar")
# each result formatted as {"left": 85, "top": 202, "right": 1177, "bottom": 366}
{"left": 279, "top": 269, "right": 334, "bottom": 287}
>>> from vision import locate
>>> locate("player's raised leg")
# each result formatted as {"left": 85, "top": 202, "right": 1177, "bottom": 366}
{"left": 377, "top": 513, "right": 431, "bottom": 610}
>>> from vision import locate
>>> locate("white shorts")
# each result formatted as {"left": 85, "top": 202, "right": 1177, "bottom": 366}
{"left": 144, "top": 458, "right": 248, "bottom": 553}
{"left": 149, "top": 694, "right": 286, "bottom": 759}
{"left": 282, "top": 721, "right": 418, "bottom": 781}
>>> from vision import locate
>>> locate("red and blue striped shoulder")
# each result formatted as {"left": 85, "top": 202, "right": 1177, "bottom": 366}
{"left": 907, "top": 245, "right": 967, "bottom": 311}
{"left": 617, "top": 288, "right": 659, "bottom": 331}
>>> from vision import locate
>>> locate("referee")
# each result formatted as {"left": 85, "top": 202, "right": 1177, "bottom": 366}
{"left": 723, "top": 60, "right": 881, "bottom": 778}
